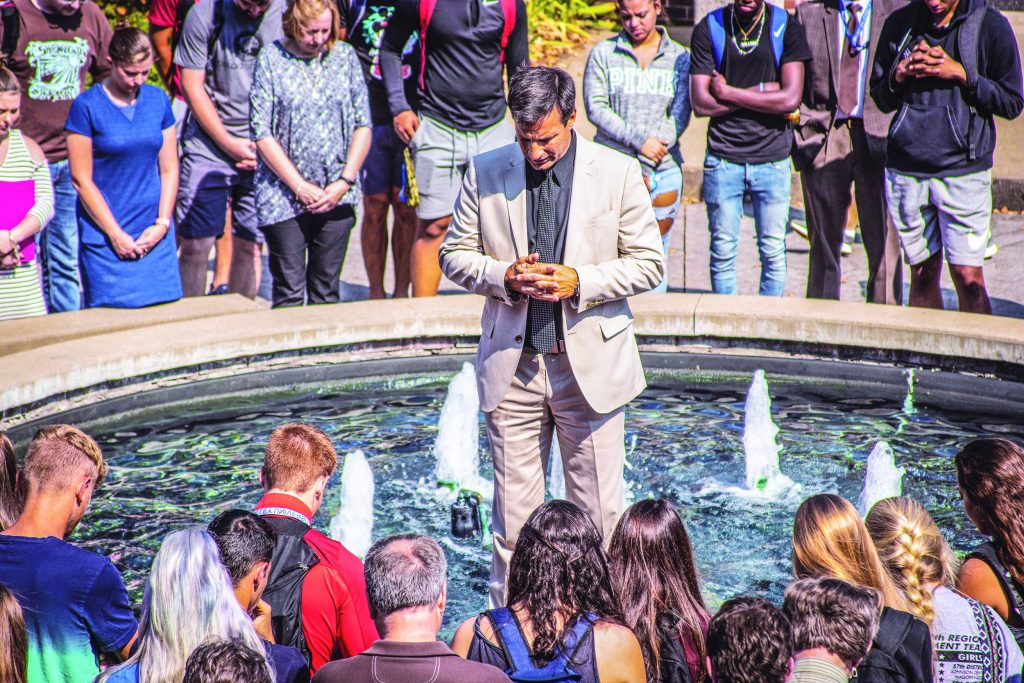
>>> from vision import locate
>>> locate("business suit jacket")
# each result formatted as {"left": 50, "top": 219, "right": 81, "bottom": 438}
{"left": 439, "top": 135, "right": 665, "bottom": 415}
{"left": 793, "top": 0, "right": 904, "bottom": 170}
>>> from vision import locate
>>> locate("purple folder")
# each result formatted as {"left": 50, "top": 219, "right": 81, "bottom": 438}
{"left": 0, "top": 179, "right": 36, "bottom": 263}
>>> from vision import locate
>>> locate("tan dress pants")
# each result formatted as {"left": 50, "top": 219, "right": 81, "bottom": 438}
{"left": 485, "top": 350, "right": 625, "bottom": 608}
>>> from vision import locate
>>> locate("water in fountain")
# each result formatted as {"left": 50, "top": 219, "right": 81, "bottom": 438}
{"left": 903, "top": 369, "right": 917, "bottom": 415}
{"left": 548, "top": 440, "right": 565, "bottom": 499}
{"left": 433, "top": 362, "right": 490, "bottom": 496}
{"left": 856, "top": 441, "right": 906, "bottom": 517}
{"left": 743, "top": 370, "right": 796, "bottom": 496}
{"left": 329, "top": 449, "right": 375, "bottom": 558}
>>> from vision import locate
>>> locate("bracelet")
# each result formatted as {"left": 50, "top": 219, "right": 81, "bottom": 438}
{"left": 340, "top": 175, "right": 357, "bottom": 186}
{"left": 154, "top": 217, "right": 171, "bottom": 227}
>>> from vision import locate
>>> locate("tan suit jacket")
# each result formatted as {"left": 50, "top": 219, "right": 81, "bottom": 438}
{"left": 439, "top": 135, "right": 665, "bottom": 415}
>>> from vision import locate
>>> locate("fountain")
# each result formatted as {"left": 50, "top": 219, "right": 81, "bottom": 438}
{"left": 856, "top": 441, "right": 906, "bottom": 517}
{"left": 433, "top": 362, "right": 489, "bottom": 496}
{"left": 329, "top": 449, "right": 375, "bottom": 558}
{"left": 743, "top": 370, "right": 796, "bottom": 496}
{"left": 903, "top": 369, "right": 917, "bottom": 415}
{"left": 548, "top": 440, "right": 565, "bottom": 500}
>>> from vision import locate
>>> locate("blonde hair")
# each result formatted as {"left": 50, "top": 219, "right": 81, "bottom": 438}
{"left": 792, "top": 494, "right": 910, "bottom": 612}
{"left": 0, "top": 66, "right": 18, "bottom": 94}
{"left": 865, "top": 497, "right": 957, "bottom": 626}
{"left": 24, "top": 424, "right": 107, "bottom": 493}
{"left": 282, "top": 0, "right": 339, "bottom": 51}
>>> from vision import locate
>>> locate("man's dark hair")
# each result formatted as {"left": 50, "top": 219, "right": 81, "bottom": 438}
{"left": 706, "top": 597, "right": 792, "bottom": 683}
{"left": 182, "top": 638, "right": 272, "bottom": 683}
{"left": 508, "top": 64, "right": 576, "bottom": 127}
{"left": 783, "top": 577, "right": 880, "bottom": 668}
{"left": 207, "top": 509, "right": 277, "bottom": 585}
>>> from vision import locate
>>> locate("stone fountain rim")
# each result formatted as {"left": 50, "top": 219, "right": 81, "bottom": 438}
{"left": 2, "top": 292, "right": 1022, "bottom": 432}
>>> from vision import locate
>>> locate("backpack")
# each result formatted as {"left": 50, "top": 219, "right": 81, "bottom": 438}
{"left": 0, "top": 0, "right": 20, "bottom": 66}
{"left": 656, "top": 613, "right": 696, "bottom": 683}
{"left": 706, "top": 3, "right": 787, "bottom": 71}
{"left": 851, "top": 609, "right": 923, "bottom": 683}
{"left": 168, "top": 0, "right": 226, "bottom": 97}
{"left": 258, "top": 515, "right": 321, "bottom": 668}
{"left": 416, "top": 0, "right": 516, "bottom": 89}
{"left": 490, "top": 608, "right": 596, "bottom": 682}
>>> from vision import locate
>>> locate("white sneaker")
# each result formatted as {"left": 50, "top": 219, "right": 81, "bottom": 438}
{"left": 841, "top": 241, "right": 853, "bottom": 256}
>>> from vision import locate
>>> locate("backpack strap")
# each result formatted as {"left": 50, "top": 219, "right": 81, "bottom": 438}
{"left": 957, "top": 0, "right": 985, "bottom": 160}
{"left": 555, "top": 613, "right": 596, "bottom": 662}
{"left": 490, "top": 608, "right": 537, "bottom": 674}
{"left": 0, "top": 1, "right": 20, "bottom": 66}
{"left": 708, "top": 7, "right": 726, "bottom": 71}
{"left": 207, "top": 0, "right": 227, "bottom": 63}
{"left": 499, "top": 0, "right": 516, "bottom": 65}
{"left": 417, "top": 0, "right": 435, "bottom": 90}
{"left": 874, "top": 608, "right": 914, "bottom": 658}
{"left": 768, "top": 3, "right": 788, "bottom": 69}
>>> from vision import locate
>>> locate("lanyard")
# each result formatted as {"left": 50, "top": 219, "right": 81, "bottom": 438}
{"left": 255, "top": 506, "right": 312, "bottom": 525}
{"left": 840, "top": 0, "right": 872, "bottom": 52}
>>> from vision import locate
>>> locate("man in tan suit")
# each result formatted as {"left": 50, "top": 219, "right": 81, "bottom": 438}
{"left": 794, "top": 0, "right": 905, "bottom": 304}
{"left": 439, "top": 65, "right": 664, "bottom": 607}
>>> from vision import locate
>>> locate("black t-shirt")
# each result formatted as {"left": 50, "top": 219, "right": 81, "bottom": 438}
{"left": 378, "top": 0, "right": 529, "bottom": 131}
{"left": 690, "top": 3, "right": 811, "bottom": 164}
{"left": 339, "top": 0, "right": 419, "bottom": 125}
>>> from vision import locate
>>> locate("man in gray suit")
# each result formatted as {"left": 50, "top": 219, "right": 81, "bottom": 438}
{"left": 793, "top": 0, "right": 904, "bottom": 304}
{"left": 439, "top": 65, "right": 664, "bottom": 608}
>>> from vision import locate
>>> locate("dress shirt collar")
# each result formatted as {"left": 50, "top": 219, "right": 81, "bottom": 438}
{"left": 839, "top": 0, "right": 867, "bottom": 15}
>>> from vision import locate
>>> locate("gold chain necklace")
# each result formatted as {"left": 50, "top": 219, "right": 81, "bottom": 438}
{"left": 731, "top": 4, "right": 766, "bottom": 55}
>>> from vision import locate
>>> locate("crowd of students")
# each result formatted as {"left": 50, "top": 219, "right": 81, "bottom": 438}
{"left": 1, "top": 423, "right": 1024, "bottom": 683}
{"left": 1, "top": 0, "right": 1021, "bottom": 320}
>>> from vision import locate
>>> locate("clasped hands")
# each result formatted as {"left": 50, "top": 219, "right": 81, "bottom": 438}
{"left": 294, "top": 178, "right": 350, "bottom": 214}
{"left": 505, "top": 253, "right": 578, "bottom": 302}
{"left": 111, "top": 223, "right": 168, "bottom": 261}
{"left": 895, "top": 40, "right": 967, "bottom": 85}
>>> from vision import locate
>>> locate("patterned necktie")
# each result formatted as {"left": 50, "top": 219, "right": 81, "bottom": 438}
{"left": 839, "top": 2, "right": 863, "bottom": 116}
{"left": 528, "top": 171, "right": 558, "bottom": 353}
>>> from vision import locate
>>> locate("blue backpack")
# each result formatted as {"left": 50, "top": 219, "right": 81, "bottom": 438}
{"left": 707, "top": 4, "right": 788, "bottom": 70}
{"left": 490, "top": 609, "right": 597, "bottom": 682}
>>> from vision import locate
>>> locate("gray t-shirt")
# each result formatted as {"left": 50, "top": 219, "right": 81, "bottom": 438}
{"left": 174, "top": 0, "right": 284, "bottom": 142}
{"left": 932, "top": 586, "right": 1024, "bottom": 682}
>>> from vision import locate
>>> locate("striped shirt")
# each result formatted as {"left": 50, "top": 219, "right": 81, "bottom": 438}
{"left": 0, "top": 129, "right": 51, "bottom": 320}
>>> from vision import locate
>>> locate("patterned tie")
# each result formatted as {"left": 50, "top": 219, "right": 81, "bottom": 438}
{"left": 839, "top": 2, "right": 863, "bottom": 117}
{"left": 527, "top": 171, "right": 558, "bottom": 353}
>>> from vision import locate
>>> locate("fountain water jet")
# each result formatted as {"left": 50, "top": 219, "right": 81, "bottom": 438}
{"left": 330, "top": 449, "right": 375, "bottom": 557}
{"left": 856, "top": 441, "right": 905, "bottom": 517}
{"left": 743, "top": 370, "right": 796, "bottom": 496}
{"left": 433, "top": 362, "right": 490, "bottom": 496}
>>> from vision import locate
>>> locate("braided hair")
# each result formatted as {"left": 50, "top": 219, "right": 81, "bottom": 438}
{"left": 865, "top": 497, "right": 957, "bottom": 627}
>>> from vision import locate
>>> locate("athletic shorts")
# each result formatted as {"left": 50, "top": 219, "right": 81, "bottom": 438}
{"left": 885, "top": 168, "right": 991, "bottom": 267}
{"left": 175, "top": 135, "right": 263, "bottom": 244}
{"left": 408, "top": 114, "right": 515, "bottom": 221}
{"left": 361, "top": 123, "right": 407, "bottom": 196}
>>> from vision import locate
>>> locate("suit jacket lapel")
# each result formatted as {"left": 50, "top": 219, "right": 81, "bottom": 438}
{"left": 824, "top": 0, "right": 841, "bottom": 96}
{"left": 503, "top": 155, "right": 529, "bottom": 259}
{"left": 562, "top": 136, "right": 596, "bottom": 268}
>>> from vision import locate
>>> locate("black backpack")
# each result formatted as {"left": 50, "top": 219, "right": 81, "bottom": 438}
{"left": 852, "top": 608, "right": 932, "bottom": 683}
{"left": 0, "top": 0, "right": 20, "bottom": 66}
{"left": 656, "top": 613, "right": 696, "bottom": 683}
{"left": 259, "top": 515, "right": 320, "bottom": 668}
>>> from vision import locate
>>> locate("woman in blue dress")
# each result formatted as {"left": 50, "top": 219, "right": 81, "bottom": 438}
{"left": 66, "top": 27, "right": 181, "bottom": 308}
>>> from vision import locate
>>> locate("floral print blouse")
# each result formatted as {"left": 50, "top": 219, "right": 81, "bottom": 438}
{"left": 250, "top": 39, "right": 371, "bottom": 227}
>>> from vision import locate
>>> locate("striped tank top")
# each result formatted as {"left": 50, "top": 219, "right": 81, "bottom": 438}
{"left": 0, "top": 129, "right": 50, "bottom": 320}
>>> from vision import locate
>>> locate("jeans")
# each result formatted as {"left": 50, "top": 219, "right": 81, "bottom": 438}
{"left": 703, "top": 153, "right": 790, "bottom": 297}
{"left": 38, "top": 160, "right": 81, "bottom": 312}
